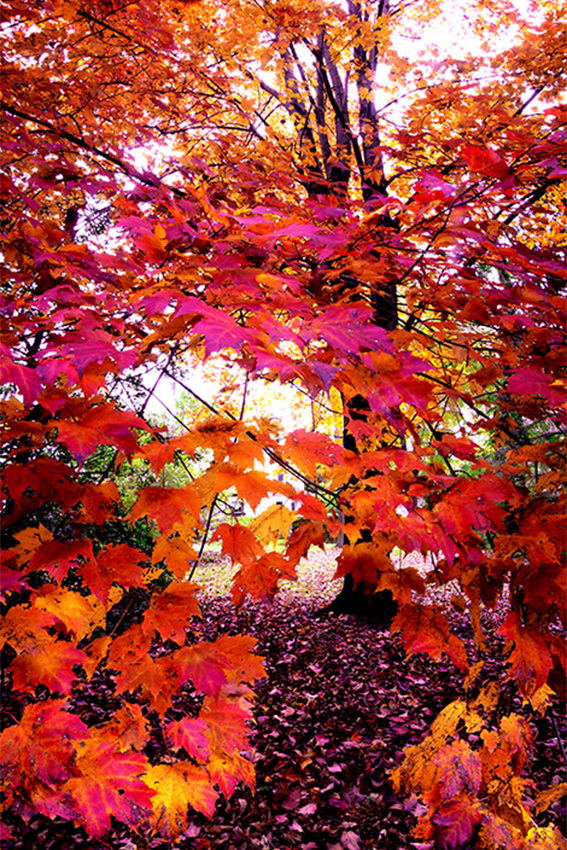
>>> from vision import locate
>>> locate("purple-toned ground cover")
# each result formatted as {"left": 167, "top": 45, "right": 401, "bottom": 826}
{"left": 3, "top": 549, "right": 565, "bottom": 850}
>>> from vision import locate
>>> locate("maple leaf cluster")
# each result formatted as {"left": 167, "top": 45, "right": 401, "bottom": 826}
{"left": 1, "top": 0, "right": 565, "bottom": 846}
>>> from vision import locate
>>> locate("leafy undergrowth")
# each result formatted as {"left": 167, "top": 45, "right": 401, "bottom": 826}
{"left": 4, "top": 550, "right": 566, "bottom": 850}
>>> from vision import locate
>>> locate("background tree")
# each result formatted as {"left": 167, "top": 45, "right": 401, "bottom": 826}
{"left": 1, "top": 0, "right": 565, "bottom": 846}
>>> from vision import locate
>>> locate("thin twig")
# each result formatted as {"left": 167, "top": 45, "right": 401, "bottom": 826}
{"left": 188, "top": 495, "right": 218, "bottom": 581}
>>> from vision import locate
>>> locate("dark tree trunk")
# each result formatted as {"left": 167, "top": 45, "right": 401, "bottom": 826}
{"left": 268, "top": 3, "right": 399, "bottom": 627}
{"left": 317, "top": 573, "right": 398, "bottom": 630}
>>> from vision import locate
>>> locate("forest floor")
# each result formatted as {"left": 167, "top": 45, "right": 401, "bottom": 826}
{"left": 5, "top": 548, "right": 566, "bottom": 850}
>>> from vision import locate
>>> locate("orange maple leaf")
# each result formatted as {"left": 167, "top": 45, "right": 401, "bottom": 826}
{"left": 142, "top": 581, "right": 201, "bottom": 645}
{"left": 152, "top": 535, "right": 197, "bottom": 579}
{"left": 129, "top": 485, "right": 202, "bottom": 534}
{"left": 208, "top": 749, "right": 255, "bottom": 798}
{"left": 212, "top": 522, "right": 264, "bottom": 566}
{"left": 91, "top": 702, "right": 150, "bottom": 752}
{"left": 34, "top": 586, "right": 105, "bottom": 641}
{"left": 81, "top": 543, "right": 147, "bottom": 604}
{"left": 231, "top": 551, "right": 296, "bottom": 604}
{"left": 11, "top": 629, "right": 87, "bottom": 695}
{"left": 201, "top": 695, "right": 251, "bottom": 754}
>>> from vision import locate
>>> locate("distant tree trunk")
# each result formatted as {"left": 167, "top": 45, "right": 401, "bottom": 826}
{"left": 321, "top": 572, "right": 398, "bottom": 630}
{"left": 268, "top": 2, "right": 400, "bottom": 626}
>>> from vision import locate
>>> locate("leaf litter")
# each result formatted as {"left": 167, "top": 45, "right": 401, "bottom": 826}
{"left": 3, "top": 548, "right": 565, "bottom": 850}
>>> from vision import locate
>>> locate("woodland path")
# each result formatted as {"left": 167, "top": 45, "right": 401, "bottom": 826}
{"left": 6, "top": 549, "right": 566, "bottom": 850}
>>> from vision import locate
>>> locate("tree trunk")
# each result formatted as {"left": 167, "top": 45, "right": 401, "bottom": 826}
{"left": 270, "top": 3, "right": 400, "bottom": 625}
{"left": 317, "top": 572, "right": 398, "bottom": 630}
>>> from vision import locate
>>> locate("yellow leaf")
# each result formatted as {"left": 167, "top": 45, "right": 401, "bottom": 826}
{"left": 13, "top": 525, "right": 53, "bottom": 565}
{"left": 464, "top": 660, "right": 484, "bottom": 693}
{"left": 526, "top": 683, "right": 555, "bottom": 716}
{"left": 144, "top": 762, "right": 218, "bottom": 837}
{"left": 431, "top": 700, "right": 467, "bottom": 741}
{"left": 534, "top": 783, "right": 567, "bottom": 816}
{"left": 249, "top": 504, "right": 296, "bottom": 548}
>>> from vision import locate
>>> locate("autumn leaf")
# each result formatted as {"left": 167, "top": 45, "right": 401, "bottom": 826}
{"left": 377, "top": 567, "right": 426, "bottom": 605}
{"left": 64, "top": 739, "right": 153, "bottom": 836}
{"left": 209, "top": 633, "right": 266, "bottom": 685}
{"left": 249, "top": 503, "right": 297, "bottom": 548}
{"left": 129, "top": 485, "right": 202, "bottom": 534}
{"left": 151, "top": 535, "right": 197, "bottom": 579}
{"left": 534, "top": 783, "right": 567, "bottom": 816}
{"left": 208, "top": 749, "right": 256, "bottom": 798}
{"left": 91, "top": 703, "right": 150, "bottom": 752}
{"left": 285, "top": 520, "right": 327, "bottom": 562}
{"left": 497, "top": 612, "right": 553, "bottom": 694}
{"left": 201, "top": 695, "right": 251, "bottom": 753}
{"left": 208, "top": 463, "right": 282, "bottom": 511}
{"left": 34, "top": 586, "right": 105, "bottom": 641}
{"left": 212, "top": 522, "right": 265, "bottom": 566}
{"left": 231, "top": 551, "right": 297, "bottom": 604}
{"left": 144, "top": 762, "right": 218, "bottom": 836}
{"left": 392, "top": 604, "right": 469, "bottom": 672}
{"left": 0, "top": 352, "right": 43, "bottom": 404}
{"left": 508, "top": 367, "right": 565, "bottom": 406}
{"left": 81, "top": 543, "right": 147, "bottom": 604}
{"left": 174, "top": 642, "right": 228, "bottom": 696}
{"left": 431, "top": 740, "right": 482, "bottom": 802}
{"left": 82, "top": 635, "right": 113, "bottom": 681}
{"left": 166, "top": 717, "right": 211, "bottom": 762}
{"left": 432, "top": 799, "right": 483, "bottom": 849}
{"left": 56, "top": 403, "right": 150, "bottom": 461}
{"left": 106, "top": 625, "right": 183, "bottom": 714}
{"left": 142, "top": 581, "right": 201, "bottom": 645}
{"left": 0, "top": 700, "right": 87, "bottom": 794}
{"left": 25, "top": 537, "right": 95, "bottom": 583}
{"left": 283, "top": 429, "right": 343, "bottom": 477}
{"left": 10, "top": 628, "right": 87, "bottom": 695}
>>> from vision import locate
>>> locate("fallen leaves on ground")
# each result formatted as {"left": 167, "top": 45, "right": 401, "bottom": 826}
{"left": 3, "top": 549, "right": 565, "bottom": 850}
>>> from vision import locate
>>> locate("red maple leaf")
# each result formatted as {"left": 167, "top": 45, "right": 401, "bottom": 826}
{"left": 432, "top": 800, "right": 483, "bottom": 849}
{"left": 27, "top": 537, "right": 95, "bottom": 583}
{"left": 81, "top": 543, "right": 147, "bottom": 604}
{"left": 497, "top": 612, "right": 553, "bottom": 694}
{"left": 392, "top": 604, "right": 469, "bottom": 671}
{"left": 508, "top": 367, "right": 565, "bottom": 406}
{"left": 63, "top": 739, "right": 153, "bottom": 836}
{"left": 166, "top": 717, "right": 211, "bottom": 762}
{"left": 431, "top": 740, "right": 482, "bottom": 802}
{"left": 174, "top": 642, "right": 229, "bottom": 696}
{"left": 0, "top": 353, "right": 43, "bottom": 404}
{"left": 0, "top": 700, "right": 87, "bottom": 794}
{"left": 56, "top": 404, "right": 149, "bottom": 461}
